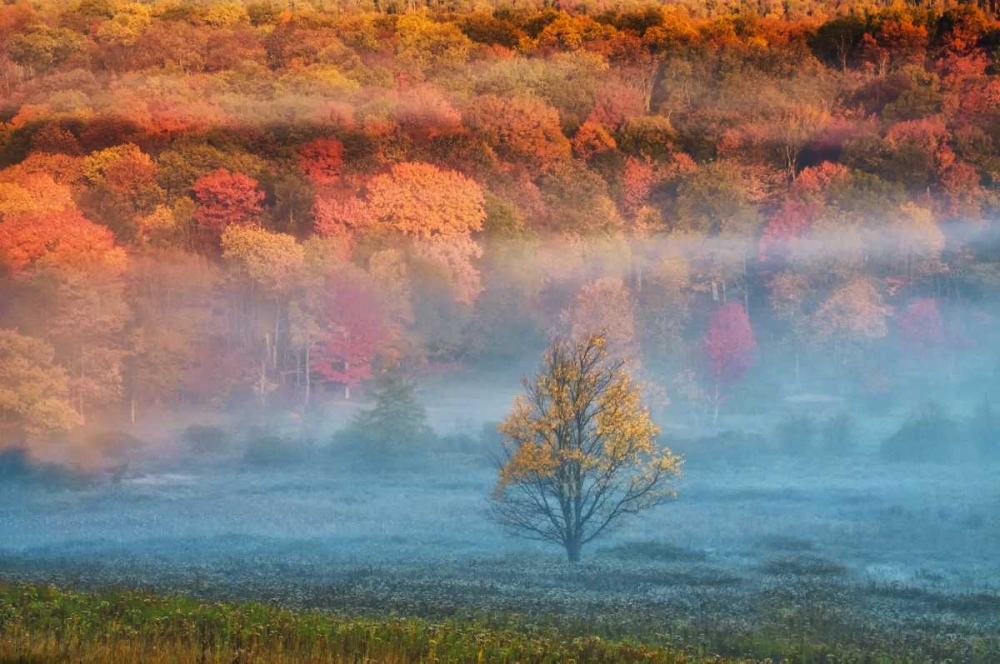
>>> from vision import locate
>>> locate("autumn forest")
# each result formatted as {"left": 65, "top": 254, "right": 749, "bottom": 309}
{"left": 4, "top": 0, "right": 1000, "bottom": 472}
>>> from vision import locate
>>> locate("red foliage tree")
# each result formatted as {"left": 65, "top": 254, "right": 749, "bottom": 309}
{"left": 860, "top": 18, "right": 927, "bottom": 76}
{"left": 394, "top": 86, "right": 463, "bottom": 142}
{"left": 621, "top": 156, "right": 659, "bottom": 216}
{"left": 703, "top": 303, "right": 756, "bottom": 422}
{"left": 313, "top": 195, "right": 371, "bottom": 240}
{"left": 297, "top": 136, "right": 344, "bottom": 187}
{"left": 192, "top": 168, "right": 264, "bottom": 247}
{"left": 939, "top": 160, "right": 983, "bottom": 219}
{"left": 464, "top": 94, "right": 571, "bottom": 169}
{"left": 759, "top": 162, "right": 850, "bottom": 263}
{"left": 883, "top": 118, "right": 953, "bottom": 189}
{"left": 572, "top": 121, "right": 616, "bottom": 161}
{"left": 788, "top": 161, "right": 850, "bottom": 199}
{"left": 588, "top": 81, "right": 646, "bottom": 129}
{"left": 102, "top": 149, "right": 158, "bottom": 202}
{"left": 758, "top": 199, "right": 819, "bottom": 263}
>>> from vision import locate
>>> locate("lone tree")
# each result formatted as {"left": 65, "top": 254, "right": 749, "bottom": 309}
{"left": 491, "top": 334, "right": 681, "bottom": 562}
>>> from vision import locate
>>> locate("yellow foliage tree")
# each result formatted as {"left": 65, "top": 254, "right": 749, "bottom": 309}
{"left": 221, "top": 225, "right": 304, "bottom": 297}
{"left": 811, "top": 277, "right": 890, "bottom": 367}
{"left": 0, "top": 174, "right": 74, "bottom": 219}
{"left": 0, "top": 329, "right": 82, "bottom": 442}
{"left": 559, "top": 277, "right": 638, "bottom": 359}
{"left": 96, "top": 4, "right": 152, "bottom": 47}
{"left": 491, "top": 334, "right": 681, "bottom": 562}
{"left": 203, "top": 2, "right": 250, "bottom": 28}
{"left": 396, "top": 13, "right": 472, "bottom": 74}
{"left": 889, "top": 202, "right": 945, "bottom": 281}
{"left": 221, "top": 225, "right": 305, "bottom": 401}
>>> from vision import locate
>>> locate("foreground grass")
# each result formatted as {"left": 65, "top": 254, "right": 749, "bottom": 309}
{"left": 0, "top": 582, "right": 997, "bottom": 663}
{"left": 0, "top": 583, "right": 683, "bottom": 664}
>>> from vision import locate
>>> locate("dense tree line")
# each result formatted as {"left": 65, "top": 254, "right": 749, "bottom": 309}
{"left": 2, "top": 0, "right": 1000, "bottom": 463}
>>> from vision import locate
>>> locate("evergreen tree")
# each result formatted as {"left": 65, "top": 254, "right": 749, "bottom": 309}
{"left": 347, "top": 367, "right": 433, "bottom": 449}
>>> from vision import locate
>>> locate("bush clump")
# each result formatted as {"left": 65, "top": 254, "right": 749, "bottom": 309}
{"left": 668, "top": 429, "right": 769, "bottom": 465}
{"left": 774, "top": 415, "right": 814, "bottom": 456}
{"left": 0, "top": 448, "right": 35, "bottom": 482}
{"left": 86, "top": 430, "right": 144, "bottom": 457}
{"left": 967, "top": 400, "right": 998, "bottom": 460}
{"left": 598, "top": 541, "right": 708, "bottom": 563}
{"left": 881, "top": 402, "right": 959, "bottom": 463}
{"left": 763, "top": 554, "right": 847, "bottom": 577}
{"left": 182, "top": 424, "right": 229, "bottom": 454}
{"left": 242, "top": 432, "right": 308, "bottom": 466}
{"left": 0, "top": 448, "right": 82, "bottom": 487}
{"left": 817, "top": 412, "right": 857, "bottom": 455}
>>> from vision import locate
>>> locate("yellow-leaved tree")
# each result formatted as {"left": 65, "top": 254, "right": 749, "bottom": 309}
{"left": 491, "top": 334, "right": 681, "bottom": 562}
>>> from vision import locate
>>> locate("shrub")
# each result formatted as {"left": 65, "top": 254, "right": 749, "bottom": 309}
{"left": 434, "top": 433, "right": 480, "bottom": 453}
{"left": 774, "top": 414, "right": 814, "bottom": 456}
{"left": 0, "top": 448, "right": 81, "bottom": 487}
{"left": 87, "top": 430, "right": 144, "bottom": 457}
{"left": 243, "top": 432, "right": 307, "bottom": 466}
{"left": 182, "top": 424, "right": 229, "bottom": 454}
{"left": 668, "top": 429, "right": 769, "bottom": 465}
{"left": 763, "top": 554, "right": 847, "bottom": 577}
{"left": 598, "top": 541, "right": 708, "bottom": 563}
{"left": 758, "top": 534, "right": 815, "bottom": 552}
{"left": 967, "top": 400, "right": 998, "bottom": 460}
{"left": 818, "top": 412, "right": 857, "bottom": 455}
{"left": 0, "top": 448, "right": 33, "bottom": 481}
{"left": 880, "top": 402, "right": 959, "bottom": 463}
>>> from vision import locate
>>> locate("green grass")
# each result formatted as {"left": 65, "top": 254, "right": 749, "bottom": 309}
{"left": 0, "top": 581, "right": 997, "bottom": 663}
{"left": 761, "top": 554, "right": 848, "bottom": 578}
{"left": 0, "top": 582, "right": 729, "bottom": 663}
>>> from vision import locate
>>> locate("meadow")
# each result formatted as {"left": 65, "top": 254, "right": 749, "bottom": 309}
{"left": 2, "top": 418, "right": 999, "bottom": 662}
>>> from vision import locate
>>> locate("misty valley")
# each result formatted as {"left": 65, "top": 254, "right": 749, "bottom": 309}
{"left": 3, "top": 367, "right": 999, "bottom": 661}
{"left": 4, "top": 0, "right": 1000, "bottom": 660}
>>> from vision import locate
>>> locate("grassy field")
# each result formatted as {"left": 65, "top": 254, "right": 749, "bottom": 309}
{"left": 2, "top": 581, "right": 998, "bottom": 664}
{"left": 3, "top": 441, "right": 999, "bottom": 663}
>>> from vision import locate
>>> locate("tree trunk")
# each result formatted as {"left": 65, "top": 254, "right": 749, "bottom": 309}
{"left": 304, "top": 343, "right": 312, "bottom": 406}
{"left": 78, "top": 347, "right": 86, "bottom": 417}
{"left": 564, "top": 539, "right": 582, "bottom": 563}
{"left": 743, "top": 256, "right": 749, "bottom": 315}
{"left": 713, "top": 383, "right": 721, "bottom": 425}
{"left": 272, "top": 298, "right": 280, "bottom": 369}
{"left": 260, "top": 333, "right": 270, "bottom": 405}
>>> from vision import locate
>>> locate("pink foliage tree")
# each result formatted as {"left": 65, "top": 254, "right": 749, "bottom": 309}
{"left": 313, "top": 273, "right": 386, "bottom": 399}
{"left": 703, "top": 303, "right": 756, "bottom": 422}
{"left": 896, "top": 298, "right": 947, "bottom": 357}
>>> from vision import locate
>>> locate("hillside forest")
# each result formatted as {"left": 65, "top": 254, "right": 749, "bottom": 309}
{"left": 3, "top": 0, "right": 1000, "bottom": 468}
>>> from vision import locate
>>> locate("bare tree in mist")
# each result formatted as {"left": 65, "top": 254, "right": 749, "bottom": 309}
{"left": 490, "top": 334, "right": 681, "bottom": 562}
